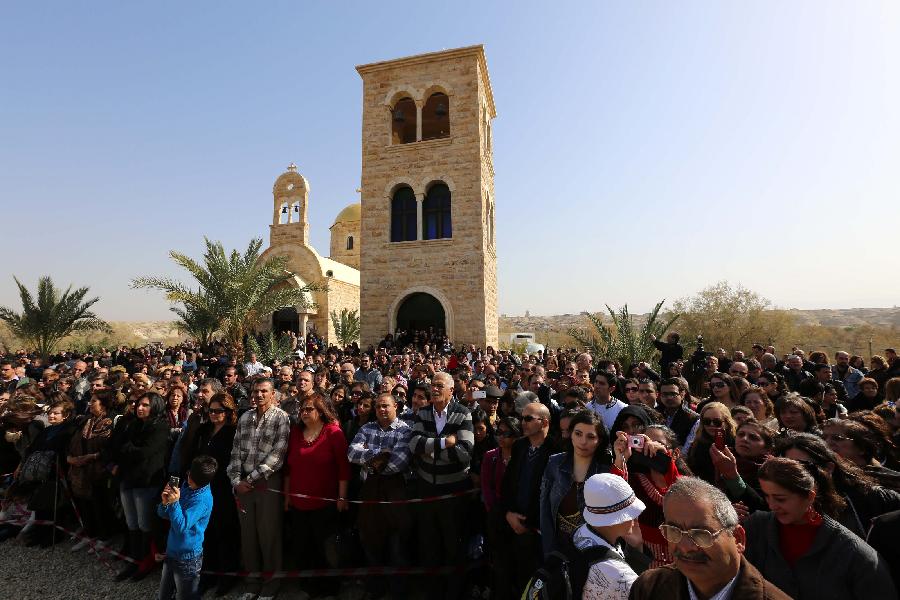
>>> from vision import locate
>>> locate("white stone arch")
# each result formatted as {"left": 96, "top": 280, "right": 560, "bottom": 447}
{"left": 388, "top": 286, "right": 454, "bottom": 340}
{"left": 286, "top": 273, "right": 316, "bottom": 313}
{"left": 420, "top": 175, "right": 456, "bottom": 193}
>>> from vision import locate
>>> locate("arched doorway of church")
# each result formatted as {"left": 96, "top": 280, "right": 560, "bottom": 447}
{"left": 272, "top": 307, "right": 299, "bottom": 335}
{"left": 395, "top": 292, "right": 446, "bottom": 333}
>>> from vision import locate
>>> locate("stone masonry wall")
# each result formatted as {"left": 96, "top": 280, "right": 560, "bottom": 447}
{"left": 357, "top": 47, "right": 498, "bottom": 348}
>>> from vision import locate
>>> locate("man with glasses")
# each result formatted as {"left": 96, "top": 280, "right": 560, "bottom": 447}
{"left": 496, "top": 400, "right": 557, "bottom": 599}
{"left": 656, "top": 378, "right": 699, "bottom": 449}
{"left": 227, "top": 378, "right": 290, "bottom": 600}
{"left": 630, "top": 477, "right": 790, "bottom": 600}
{"left": 409, "top": 372, "right": 474, "bottom": 600}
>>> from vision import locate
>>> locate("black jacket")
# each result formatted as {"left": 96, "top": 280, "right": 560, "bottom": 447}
{"left": 653, "top": 339, "right": 683, "bottom": 374}
{"left": 188, "top": 421, "right": 236, "bottom": 494}
{"left": 117, "top": 418, "right": 169, "bottom": 488}
{"left": 499, "top": 436, "right": 560, "bottom": 529}
{"left": 662, "top": 405, "right": 699, "bottom": 447}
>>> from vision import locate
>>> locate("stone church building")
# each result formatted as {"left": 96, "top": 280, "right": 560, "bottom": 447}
{"left": 260, "top": 45, "right": 498, "bottom": 348}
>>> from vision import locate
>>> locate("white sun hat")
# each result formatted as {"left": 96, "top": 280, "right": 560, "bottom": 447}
{"left": 582, "top": 473, "right": 646, "bottom": 527}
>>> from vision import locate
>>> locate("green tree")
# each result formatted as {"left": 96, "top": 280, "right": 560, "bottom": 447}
{"left": 330, "top": 308, "right": 361, "bottom": 347}
{"left": 132, "top": 237, "right": 321, "bottom": 358}
{"left": 568, "top": 300, "right": 679, "bottom": 368}
{"left": 0, "top": 276, "right": 111, "bottom": 359}
{"left": 246, "top": 331, "right": 295, "bottom": 364}
{"left": 669, "top": 281, "right": 795, "bottom": 353}
{"left": 171, "top": 291, "right": 220, "bottom": 349}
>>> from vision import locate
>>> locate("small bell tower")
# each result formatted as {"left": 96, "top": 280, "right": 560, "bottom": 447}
{"left": 270, "top": 163, "right": 311, "bottom": 247}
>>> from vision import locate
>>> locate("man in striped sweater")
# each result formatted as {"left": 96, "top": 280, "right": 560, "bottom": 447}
{"left": 409, "top": 371, "right": 474, "bottom": 598}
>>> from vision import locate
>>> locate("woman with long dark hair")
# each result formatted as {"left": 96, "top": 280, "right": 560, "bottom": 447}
{"left": 185, "top": 392, "right": 240, "bottom": 597}
{"left": 823, "top": 417, "right": 900, "bottom": 491}
{"left": 744, "top": 457, "right": 896, "bottom": 599}
{"left": 539, "top": 410, "right": 615, "bottom": 556}
{"left": 113, "top": 391, "right": 169, "bottom": 582}
{"left": 776, "top": 433, "right": 900, "bottom": 539}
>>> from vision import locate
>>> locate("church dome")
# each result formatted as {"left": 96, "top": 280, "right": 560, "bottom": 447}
{"left": 332, "top": 202, "right": 361, "bottom": 226}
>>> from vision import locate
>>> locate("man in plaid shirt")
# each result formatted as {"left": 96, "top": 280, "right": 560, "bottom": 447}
{"left": 227, "top": 378, "right": 289, "bottom": 600}
{"left": 347, "top": 391, "right": 413, "bottom": 599}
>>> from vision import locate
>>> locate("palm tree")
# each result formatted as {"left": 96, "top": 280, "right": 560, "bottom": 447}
{"left": 330, "top": 308, "right": 361, "bottom": 347}
{"left": 132, "top": 237, "right": 321, "bottom": 358}
{"left": 568, "top": 300, "right": 680, "bottom": 369}
{"left": 171, "top": 290, "right": 220, "bottom": 349}
{"left": 0, "top": 276, "right": 112, "bottom": 359}
{"left": 247, "top": 331, "right": 295, "bottom": 364}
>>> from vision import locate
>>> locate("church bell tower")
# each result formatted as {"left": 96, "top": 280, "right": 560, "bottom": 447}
{"left": 356, "top": 46, "right": 498, "bottom": 348}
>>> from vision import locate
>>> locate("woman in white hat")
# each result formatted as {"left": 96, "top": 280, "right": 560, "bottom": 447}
{"left": 574, "top": 473, "right": 646, "bottom": 600}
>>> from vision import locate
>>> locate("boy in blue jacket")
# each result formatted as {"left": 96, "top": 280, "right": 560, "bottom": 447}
{"left": 157, "top": 455, "right": 216, "bottom": 600}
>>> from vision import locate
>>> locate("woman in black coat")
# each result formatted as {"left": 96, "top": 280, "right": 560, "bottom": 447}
{"left": 112, "top": 391, "right": 169, "bottom": 582}
{"left": 185, "top": 392, "right": 240, "bottom": 597}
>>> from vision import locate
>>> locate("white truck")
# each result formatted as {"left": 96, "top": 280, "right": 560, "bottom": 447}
{"left": 509, "top": 332, "right": 545, "bottom": 355}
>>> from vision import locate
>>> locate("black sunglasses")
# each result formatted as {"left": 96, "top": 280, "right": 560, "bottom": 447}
{"left": 702, "top": 417, "right": 724, "bottom": 427}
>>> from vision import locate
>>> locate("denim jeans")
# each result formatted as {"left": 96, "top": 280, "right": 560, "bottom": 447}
{"left": 158, "top": 554, "right": 202, "bottom": 600}
{"left": 120, "top": 486, "right": 158, "bottom": 532}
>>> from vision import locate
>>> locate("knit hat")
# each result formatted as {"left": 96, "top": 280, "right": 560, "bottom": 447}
{"left": 582, "top": 473, "right": 645, "bottom": 527}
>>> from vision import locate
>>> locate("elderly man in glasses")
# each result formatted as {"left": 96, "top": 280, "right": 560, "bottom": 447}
{"left": 630, "top": 477, "right": 789, "bottom": 600}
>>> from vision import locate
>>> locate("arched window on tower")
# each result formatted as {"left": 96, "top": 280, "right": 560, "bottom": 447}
{"left": 391, "top": 97, "right": 417, "bottom": 145}
{"left": 422, "top": 92, "right": 450, "bottom": 141}
{"left": 423, "top": 183, "right": 451, "bottom": 240}
{"left": 278, "top": 201, "right": 289, "bottom": 224}
{"left": 391, "top": 186, "right": 417, "bottom": 242}
{"left": 346, "top": 236, "right": 354, "bottom": 250}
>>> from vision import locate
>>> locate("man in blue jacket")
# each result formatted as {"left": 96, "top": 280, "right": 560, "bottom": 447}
{"left": 157, "top": 455, "right": 216, "bottom": 600}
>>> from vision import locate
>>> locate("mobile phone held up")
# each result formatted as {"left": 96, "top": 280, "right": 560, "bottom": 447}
{"left": 715, "top": 430, "right": 726, "bottom": 451}
{"left": 168, "top": 475, "right": 180, "bottom": 490}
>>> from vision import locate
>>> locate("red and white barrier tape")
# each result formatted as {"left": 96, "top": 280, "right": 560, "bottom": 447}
{"left": 192, "top": 561, "right": 482, "bottom": 579}
{"left": 0, "top": 517, "right": 138, "bottom": 564}
{"left": 0, "top": 517, "right": 483, "bottom": 578}
{"left": 266, "top": 486, "right": 478, "bottom": 505}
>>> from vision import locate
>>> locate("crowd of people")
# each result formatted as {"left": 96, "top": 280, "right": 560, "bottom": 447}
{"left": 1, "top": 331, "right": 900, "bottom": 600}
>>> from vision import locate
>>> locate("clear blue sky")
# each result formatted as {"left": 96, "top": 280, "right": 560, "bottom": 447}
{"left": 2, "top": 1, "right": 898, "bottom": 321}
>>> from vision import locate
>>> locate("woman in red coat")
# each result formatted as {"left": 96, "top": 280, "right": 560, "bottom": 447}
{"left": 284, "top": 393, "right": 350, "bottom": 597}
